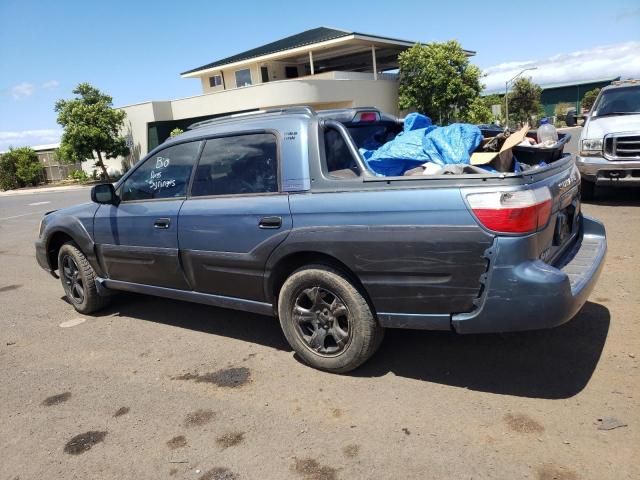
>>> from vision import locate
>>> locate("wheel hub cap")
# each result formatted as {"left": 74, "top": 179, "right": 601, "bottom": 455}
{"left": 292, "top": 286, "right": 351, "bottom": 356}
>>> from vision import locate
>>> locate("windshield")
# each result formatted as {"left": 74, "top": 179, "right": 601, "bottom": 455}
{"left": 592, "top": 85, "right": 640, "bottom": 116}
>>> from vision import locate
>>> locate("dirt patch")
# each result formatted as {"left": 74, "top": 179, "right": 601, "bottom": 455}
{"left": 167, "top": 435, "right": 188, "bottom": 449}
{"left": 216, "top": 431, "right": 245, "bottom": 449}
{"left": 199, "top": 467, "right": 239, "bottom": 480}
{"left": 595, "top": 297, "right": 610, "bottom": 303}
{"left": 169, "top": 468, "right": 178, "bottom": 476}
{"left": 0, "top": 284, "right": 21, "bottom": 293}
{"left": 537, "top": 463, "right": 578, "bottom": 480}
{"left": 293, "top": 458, "right": 338, "bottom": 480}
{"left": 41, "top": 392, "right": 71, "bottom": 406}
{"left": 184, "top": 409, "right": 215, "bottom": 427}
{"left": 342, "top": 444, "right": 360, "bottom": 458}
{"left": 173, "top": 367, "right": 251, "bottom": 388}
{"left": 402, "top": 428, "right": 411, "bottom": 435}
{"left": 331, "top": 408, "right": 342, "bottom": 418}
{"left": 113, "top": 406, "right": 130, "bottom": 417}
{"left": 63, "top": 431, "right": 107, "bottom": 455}
{"left": 504, "top": 413, "right": 545, "bottom": 434}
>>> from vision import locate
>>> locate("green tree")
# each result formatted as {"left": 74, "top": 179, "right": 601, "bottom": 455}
{"left": 398, "top": 41, "right": 484, "bottom": 124}
{"left": 55, "top": 83, "right": 129, "bottom": 180}
{"left": 462, "top": 97, "right": 493, "bottom": 124}
{"left": 0, "top": 147, "right": 41, "bottom": 189}
{"left": 54, "top": 143, "right": 83, "bottom": 165}
{"left": 582, "top": 88, "right": 600, "bottom": 111}
{"left": 170, "top": 127, "right": 184, "bottom": 137}
{"left": 508, "top": 77, "right": 543, "bottom": 125}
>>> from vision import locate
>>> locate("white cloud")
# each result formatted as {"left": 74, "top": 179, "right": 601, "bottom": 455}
{"left": 10, "top": 82, "right": 34, "bottom": 99}
{"left": 482, "top": 41, "right": 640, "bottom": 93}
{"left": 41, "top": 80, "right": 59, "bottom": 89}
{"left": 0, "top": 129, "right": 62, "bottom": 151}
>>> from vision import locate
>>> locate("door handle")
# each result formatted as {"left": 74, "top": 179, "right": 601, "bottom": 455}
{"left": 259, "top": 216, "right": 282, "bottom": 229}
{"left": 153, "top": 218, "right": 171, "bottom": 229}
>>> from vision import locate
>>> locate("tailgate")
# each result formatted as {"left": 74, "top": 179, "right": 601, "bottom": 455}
{"left": 531, "top": 163, "right": 582, "bottom": 264}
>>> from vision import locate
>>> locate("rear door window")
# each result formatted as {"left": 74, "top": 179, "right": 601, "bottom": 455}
{"left": 190, "top": 133, "right": 278, "bottom": 196}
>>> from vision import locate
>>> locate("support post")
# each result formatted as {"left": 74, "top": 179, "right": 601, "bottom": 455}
{"left": 371, "top": 45, "right": 377, "bottom": 80}
{"left": 309, "top": 50, "right": 314, "bottom": 75}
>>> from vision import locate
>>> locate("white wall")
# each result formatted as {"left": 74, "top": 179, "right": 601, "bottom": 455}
{"left": 116, "top": 78, "right": 399, "bottom": 164}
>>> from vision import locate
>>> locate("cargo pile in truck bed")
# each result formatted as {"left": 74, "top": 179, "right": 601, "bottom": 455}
{"left": 356, "top": 113, "right": 570, "bottom": 177}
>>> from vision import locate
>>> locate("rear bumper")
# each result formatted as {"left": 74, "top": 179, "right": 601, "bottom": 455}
{"left": 576, "top": 155, "right": 640, "bottom": 186}
{"left": 452, "top": 216, "right": 607, "bottom": 334}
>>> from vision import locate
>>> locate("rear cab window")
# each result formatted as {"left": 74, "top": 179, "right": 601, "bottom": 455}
{"left": 322, "top": 122, "right": 401, "bottom": 179}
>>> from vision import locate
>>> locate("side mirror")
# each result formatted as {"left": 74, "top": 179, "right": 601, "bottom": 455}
{"left": 91, "top": 183, "right": 118, "bottom": 205}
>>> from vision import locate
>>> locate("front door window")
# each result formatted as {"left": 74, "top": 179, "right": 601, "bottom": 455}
{"left": 120, "top": 141, "right": 201, "bottom": 201}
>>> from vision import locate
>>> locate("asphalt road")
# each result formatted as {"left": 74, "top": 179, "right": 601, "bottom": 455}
{"left": 1, "top": 185, "right": 638, "bottom": 480}
{"left": 559, "top": 126, "right": 582, "bottom": 156}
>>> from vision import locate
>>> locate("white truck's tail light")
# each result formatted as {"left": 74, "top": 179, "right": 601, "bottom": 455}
{"left": 466, "top": 187, "right": 552, "bottom": 234}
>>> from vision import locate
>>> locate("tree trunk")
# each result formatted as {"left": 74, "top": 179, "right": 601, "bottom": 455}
{"left": 95, "top": 151, "right": 110, "bottom": 181}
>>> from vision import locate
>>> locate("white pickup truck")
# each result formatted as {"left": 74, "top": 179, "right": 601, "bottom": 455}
{"left": 576, "top": 79, "right": 640, "bottom": 198}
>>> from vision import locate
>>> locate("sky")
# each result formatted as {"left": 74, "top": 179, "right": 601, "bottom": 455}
{"left": 1, "top": 0, "right": 639, "bottom": 150}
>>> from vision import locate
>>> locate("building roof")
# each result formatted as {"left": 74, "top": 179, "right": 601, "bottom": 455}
{"left": 483, "top": 76, "right": 620, "bottom": 96}
{"left": 32, "top": 143, "right": 60, "bottom": 151}
{"left": 181, "top": 27, "right": 475, "bottom": 77}
{"left": 536, "top": 76, "right": 620, "bottom": 91}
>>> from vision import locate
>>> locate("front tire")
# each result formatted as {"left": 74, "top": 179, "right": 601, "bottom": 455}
{"left": 58, "top": 242, "right": 110, "bottom": 314}
{"left": 277, "top": 264, "right": 384, "bottom": 373}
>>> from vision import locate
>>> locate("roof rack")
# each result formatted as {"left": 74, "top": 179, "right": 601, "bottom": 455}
{"left": 188, "top": 106, "right": 317, "bottom": 130}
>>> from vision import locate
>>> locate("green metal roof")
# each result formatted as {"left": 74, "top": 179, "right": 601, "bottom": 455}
{"left": 483, "top": 76, "right": 620, "bottom": 96}
{"left": 180, "top": 27, "right": 453, "bottom": 76}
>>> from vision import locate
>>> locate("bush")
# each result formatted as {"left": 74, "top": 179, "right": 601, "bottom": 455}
{"left": 0, "top": 154, "right": 19, "bottom": 190}
{"left": 0, "top": 147, "right": 41, "bottom": 189}
{"left": 69, "top": 169, "right": 89, "bottom": 182}
{"left": 582, "top": 88, "right": 600, "bottom": 111}
{"left": 554, "top": 102, "right": 574, "bottom": 118}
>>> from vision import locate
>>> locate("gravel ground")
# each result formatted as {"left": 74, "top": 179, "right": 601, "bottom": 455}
{"left": 0, "top": 186, "right": 638, "bottom": 480}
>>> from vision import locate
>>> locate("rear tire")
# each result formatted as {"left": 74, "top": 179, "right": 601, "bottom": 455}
{"left": 58, "top": 242, "right": 111, "bottom": 314}
{"left": 581, "top": 179, "right": 595, "bottom": 201}
{"left": 277, "top": 264, "right": 384, "bottom": 373}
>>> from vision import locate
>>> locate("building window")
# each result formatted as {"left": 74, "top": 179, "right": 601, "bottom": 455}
{"left": 191, "top": 133, "right": 278, "bottom": 197}
{"left": 261, "top": 66, "right": 269, "bottom": 83}
{"left": 208, "top": 75, "right": 222, "bottom": 88}
{"left": 285, "top": 66, "right": 299, "bottom": 79}
{"left": 234, "top": 69, "right": 252, "bottom": 88}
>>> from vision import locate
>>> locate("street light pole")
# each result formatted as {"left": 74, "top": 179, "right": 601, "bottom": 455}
{"left": 505, "top": 67, "right": 537, "bottom": 129}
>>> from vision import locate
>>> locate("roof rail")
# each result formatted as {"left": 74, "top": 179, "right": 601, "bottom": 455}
{"left": 611, "top": 79, "right": 640, "bottom": 86}
{"left": 188, "top": 106, "right": 317, "bottom": 130}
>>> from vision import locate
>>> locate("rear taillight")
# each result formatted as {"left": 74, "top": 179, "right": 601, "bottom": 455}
{"left": 466, "top": 187, "right": 552, "bottom": 234}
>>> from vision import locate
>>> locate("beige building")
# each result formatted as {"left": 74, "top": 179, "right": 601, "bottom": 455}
{"left": 104, "top": 27, "right": 473, "bottom": 174}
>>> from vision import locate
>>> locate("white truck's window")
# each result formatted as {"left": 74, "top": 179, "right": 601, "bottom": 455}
{"left": 121, "top": 141, "right": 202, "bottom": 201}
{"left": 191, "top": 133, "right": 278, "bottom": 196}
